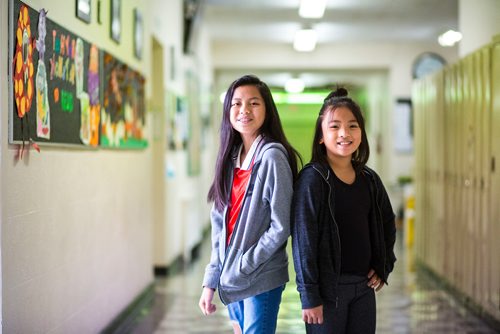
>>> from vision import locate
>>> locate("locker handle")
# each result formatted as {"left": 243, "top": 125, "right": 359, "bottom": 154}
{"left": 492, "top": 156, "right": 496, "bottom": 173}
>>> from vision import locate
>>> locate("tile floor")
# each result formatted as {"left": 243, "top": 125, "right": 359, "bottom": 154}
{"left": 130, "top": 231, "right": 498, "bottom": 334}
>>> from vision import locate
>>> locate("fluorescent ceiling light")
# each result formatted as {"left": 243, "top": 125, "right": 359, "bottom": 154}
{"left": 438, "top": 30, "right": 462, "bottom": 47}
{"left": 285, "top": 78, "right": 305, "bottom": 93}
{"left": 299, "top": 0, "right": 327, "bottom": 18}
{"left": 293, "top": 29, "right": 317, "bottom": 52}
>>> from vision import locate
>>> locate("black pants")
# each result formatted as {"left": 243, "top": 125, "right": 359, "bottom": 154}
{"left": 306, "top": 274, "right": 376, "bottom": 334}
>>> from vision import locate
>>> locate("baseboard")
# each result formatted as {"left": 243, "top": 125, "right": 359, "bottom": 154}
{"left": 153, "top": 225, "right": 210, "bottom": 277}
{"left": 101, "top": 227, "right": 210, "bottom": 332}
{"left": 153, "top": 253, "right": 185, "bottom": 277}
{"left": 416, "top": 260, "right": 500, "bottom": 332}
{"left": 99, "top": 283, "right": 155, "bottom": 334}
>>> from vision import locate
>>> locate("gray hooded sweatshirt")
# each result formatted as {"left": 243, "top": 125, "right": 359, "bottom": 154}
{"left": 202, "top": 140, "right": 293, "bottom": 305}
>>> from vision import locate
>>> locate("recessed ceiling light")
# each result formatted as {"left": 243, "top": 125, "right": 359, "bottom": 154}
{"left": 438, "top": 30, "right": 462, "bottom": 47}
{"left": 293, "top": 29, "right": 317, "bottom": 52}
{"left": 285, "top": 78, "right": 305, "bottom": 93}
{"left": 299, "top": 0, "right": 327, "bottom": 19}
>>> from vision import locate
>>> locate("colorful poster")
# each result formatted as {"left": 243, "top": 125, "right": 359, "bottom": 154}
{"left": 87, "top": 44, "right": 100, "bottom": 147}
{"left": 79, "top": 92, "right": 90, "bottom": 144}
{"left": 75, "top": 38, "right": 84, "bottom": 98}
{"left": 36, "top": 9, "right": 50, "bottom": 139}
{"left": 102, "top": 52, "right": 147, "bottom": 148}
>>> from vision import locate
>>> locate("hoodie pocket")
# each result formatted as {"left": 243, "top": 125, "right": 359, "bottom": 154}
{"left": 219, "top": 249, "right": 251, "bottom": 291}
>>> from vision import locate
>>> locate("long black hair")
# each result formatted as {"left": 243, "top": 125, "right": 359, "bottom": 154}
{"left": 208, "top": 74, "right": 301, "bottom": 211}
{"left": 311, "top": 87, "right": 370, "bottom": 173}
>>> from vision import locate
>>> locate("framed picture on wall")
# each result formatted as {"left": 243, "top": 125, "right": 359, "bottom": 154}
{"left": 110, "top": 0, "right": 121, "bottom": 42}
{"left": 133, "top": 8, "right": 143, "bottom": 59}
{"left": 76, "top": 0, "right": 91, "bottom": 23}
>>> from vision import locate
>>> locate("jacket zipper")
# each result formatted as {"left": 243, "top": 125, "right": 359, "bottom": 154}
{"left": 311, "top": 165, "right": 388, "bottom": 309}
{"left": 325, "top": 168, "right": 342, "bottom": 308}
{"left": 217, "top": 161, "right": 260, "bottom": 304}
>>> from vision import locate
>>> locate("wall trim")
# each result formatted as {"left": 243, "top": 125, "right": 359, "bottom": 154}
{"left": 416, "top": 260, "right": 500, "bottom": 332}
{"left": 153, "top": 253, "right": 184, "bottom": 277}
{"left": 153, "top": 225, "right": 209, "bottom": 277}
{"left": 100, "top": 283, "right": 155, "bottom": 334}
{"left": 102, "top": 226, "right": 210, "bottom": 332}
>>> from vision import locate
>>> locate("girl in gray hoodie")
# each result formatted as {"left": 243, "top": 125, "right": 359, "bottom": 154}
{"left": 199, "top": 74, "right": 301, "bottom": 334}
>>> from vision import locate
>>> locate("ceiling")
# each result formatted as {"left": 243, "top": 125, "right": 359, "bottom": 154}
{"left": 199, "top": 0, "right": 458, "bottom": 90}
{"left": 202, "top": 0, "right": 458, "bottom": 45}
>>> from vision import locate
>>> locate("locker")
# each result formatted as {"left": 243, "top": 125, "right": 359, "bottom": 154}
{"left": 490, "top": 42, "right": 500, "bottom": 318}
{"left": 476, "top": 48, "right": 491, "bottom": 309}
{"left": 434, "top": 71, "right": 446, "bottom": 275}
{"left": 443, "top": 65, "right": 456, "bottom": 280}
{"left": 413, "top": 41, "right": 500, "bottom": 323}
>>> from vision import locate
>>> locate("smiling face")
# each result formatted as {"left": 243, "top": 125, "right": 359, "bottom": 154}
{"left": 320, "top": 106, "right": 362, "bottom": 162}
{"left": 229, "top": 85, "right": 266, "bottom": 143}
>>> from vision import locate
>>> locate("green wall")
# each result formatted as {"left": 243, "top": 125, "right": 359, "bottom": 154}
{"left": 274, "top": 89, "right": 369, "bottom": 165}
{"left": 277, "top": 101, "right": 319, "bottom": 163}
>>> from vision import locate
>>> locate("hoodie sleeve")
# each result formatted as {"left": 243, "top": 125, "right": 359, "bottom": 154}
{"left": 291, "top": 167, "right": 324, "bottom": 309}
{"left": 202, "top": 204, "right": 224, "bottom": 289}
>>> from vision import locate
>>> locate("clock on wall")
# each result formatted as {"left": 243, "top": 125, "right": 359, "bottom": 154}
{"left": 412, "top": 52, "right": 447, "bottom": 79}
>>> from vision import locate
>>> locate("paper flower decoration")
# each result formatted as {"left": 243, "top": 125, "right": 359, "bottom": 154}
{"left": 13, "top": 5, "right": 35, "bottom": 118}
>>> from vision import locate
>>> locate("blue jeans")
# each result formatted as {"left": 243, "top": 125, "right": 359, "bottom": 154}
{"left": 227, "top": 285, "right": 284, "bottom": 334}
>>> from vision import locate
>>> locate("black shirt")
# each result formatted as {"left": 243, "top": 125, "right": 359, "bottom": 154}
{"left": 333, "top": 171, "right": 372, "bottom": 276}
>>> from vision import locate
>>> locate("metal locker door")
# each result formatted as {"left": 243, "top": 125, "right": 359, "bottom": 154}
{"left": 444, "top": 63, "right": 460, "bottom": 283}
{"left": 489, "top": 42, "right": 500, "bottom": 321}
{"left": 476, "top": 47, "right": 492, "bottom": 313}
{"left": 434, "top": 71, "right": 446, "bottom": 275}
{"left": 443, "top": 65, "right": 455, "bottom": 280}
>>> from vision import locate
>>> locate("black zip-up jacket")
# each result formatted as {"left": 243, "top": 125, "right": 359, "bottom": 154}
{"left": 291, "top": 162, "right": 397, "bottom": 309}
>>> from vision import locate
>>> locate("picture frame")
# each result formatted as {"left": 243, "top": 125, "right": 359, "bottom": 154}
{"left": 110, "top": 0, "right": 121, "bottom": 43}
{"left": 76, "top": 0, "right": 91, "bottom": 23}
{"left": 133, "top": 8, "right": 143, "bottom": 59}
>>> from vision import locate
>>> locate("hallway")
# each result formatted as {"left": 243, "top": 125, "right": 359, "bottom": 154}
{"left": 130, "top": 231, "right": 498, "bottom": 334}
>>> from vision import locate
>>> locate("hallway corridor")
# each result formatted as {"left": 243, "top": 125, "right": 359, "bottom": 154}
{"left": 130, "top": 231, "right": 498, "bottom": 334}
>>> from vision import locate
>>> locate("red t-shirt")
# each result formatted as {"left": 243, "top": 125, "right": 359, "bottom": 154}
{"left": 227, "top": 167, "right": 252, "bottom": 245}
{"left": 226, "top": 136, "right": 263, "bottom": 246}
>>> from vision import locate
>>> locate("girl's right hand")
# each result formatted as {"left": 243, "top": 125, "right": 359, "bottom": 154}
{"left": 199, "top": 287, "right": 217, "bottom": 315}
{"left": 302, "top": 305, "right": 324, "bottom": 324}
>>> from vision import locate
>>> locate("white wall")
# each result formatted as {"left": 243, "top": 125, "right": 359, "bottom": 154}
{"left": 1, "top": 0, "right": 154, "bottom": 332}
{"left": 149, "top": 0, "right": 184, "bottom": 269}
{"left": 459, "top": 0, "right": 500, "bottom": 57}
{"left": 150, "top": 0, "right": 214, "bottom": 267}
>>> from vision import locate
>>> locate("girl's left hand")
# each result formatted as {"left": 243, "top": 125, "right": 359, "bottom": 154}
{"left": 367, "top": 269, "right": 384, "bottom": 292}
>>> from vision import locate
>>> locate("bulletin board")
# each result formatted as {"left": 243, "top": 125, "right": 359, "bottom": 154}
{"left": 8, "top": 0, "right": 147, "bottom": 149}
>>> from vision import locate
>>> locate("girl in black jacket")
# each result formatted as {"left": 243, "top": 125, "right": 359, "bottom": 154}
{"left": 291, "top": 88, "right": 397, "bottom": 334}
